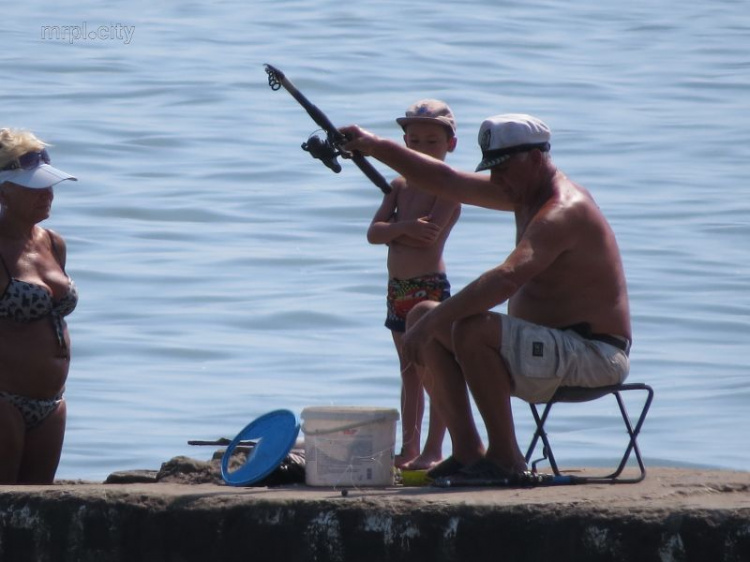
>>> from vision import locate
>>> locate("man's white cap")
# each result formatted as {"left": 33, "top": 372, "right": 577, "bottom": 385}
{"left": 475, "top": 114, "right": 551, "bottom": 172}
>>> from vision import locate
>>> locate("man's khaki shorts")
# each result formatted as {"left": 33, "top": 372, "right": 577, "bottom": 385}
{"left": 499, "top": 315, "right": 630, "bottom": 404}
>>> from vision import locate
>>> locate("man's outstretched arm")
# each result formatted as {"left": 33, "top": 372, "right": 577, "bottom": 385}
{"left": 341, "top": 125, "right": 515, "bottom": 211}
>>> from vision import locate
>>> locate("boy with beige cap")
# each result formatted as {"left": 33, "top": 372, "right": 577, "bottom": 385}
{"left": 367, "top": 100, "right": 461, "bottom": 471}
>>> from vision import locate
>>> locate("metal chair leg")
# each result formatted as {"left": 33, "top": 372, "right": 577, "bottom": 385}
{"left": 525, "top": 383, "right": 654, "bottom": 484}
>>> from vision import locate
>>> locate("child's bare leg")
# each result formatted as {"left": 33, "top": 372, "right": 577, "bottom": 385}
{"left": 401, "top": 370, "right": 445, "bottom": 470}
{"left": 393, "top": 332, "right": 424, "bottom": 467}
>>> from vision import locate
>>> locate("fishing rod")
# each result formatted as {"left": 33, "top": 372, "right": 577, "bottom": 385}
{"left": 264, "top": 64, "right": 391, "bottom": 195}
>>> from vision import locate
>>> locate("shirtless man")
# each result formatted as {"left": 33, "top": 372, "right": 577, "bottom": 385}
{"left": 342, "top": 113, "right": 630, "bottom": 483}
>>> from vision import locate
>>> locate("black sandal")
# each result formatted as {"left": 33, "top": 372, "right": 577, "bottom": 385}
{"left": 432, "top": 458, "right": 526, "bottom": 487}
{"left": 426, "top": 456, "right": 464, "bottom": 479}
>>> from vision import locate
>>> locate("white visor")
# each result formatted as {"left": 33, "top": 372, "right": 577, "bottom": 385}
{"left": 0, "top": 163, "right": 77, "bottom": 189}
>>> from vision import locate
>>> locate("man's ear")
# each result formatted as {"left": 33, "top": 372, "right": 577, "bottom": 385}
{"left": 447, "top": 136, "right": 457, "bottom": 153}
{"left": 529, "top": 148, "right": 545, "bottom": 166}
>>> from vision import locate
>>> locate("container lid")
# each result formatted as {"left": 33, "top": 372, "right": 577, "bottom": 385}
{"left": 301, "top": 406, "right": 399, "bottom": 422}
{"left": 221, "top": 409, "right": 300, "bottom": 487}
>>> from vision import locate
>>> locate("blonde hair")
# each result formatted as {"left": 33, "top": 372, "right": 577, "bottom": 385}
{"left": 0, "top": 128, "right": 48, "bottom": 170}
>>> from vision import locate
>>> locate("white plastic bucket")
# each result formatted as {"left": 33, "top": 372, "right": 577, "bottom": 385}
{"left": 301, "top": 406, "right": 399, "bottom": 487}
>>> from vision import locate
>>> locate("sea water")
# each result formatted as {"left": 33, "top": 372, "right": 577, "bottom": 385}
{"left": 1, "top": 0, "right": 748, "bottom": 480}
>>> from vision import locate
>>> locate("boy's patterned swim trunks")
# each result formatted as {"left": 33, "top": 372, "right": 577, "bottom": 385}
{"left": 385, "top": 272, "right": 451, "bottom": 332}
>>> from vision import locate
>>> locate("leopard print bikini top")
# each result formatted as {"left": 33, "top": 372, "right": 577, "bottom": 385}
{"left": 0, "top": 230, "right": 78, "bottom": 347}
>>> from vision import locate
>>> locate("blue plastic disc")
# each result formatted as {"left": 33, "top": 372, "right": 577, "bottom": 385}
{"left": 221, "top": 409, "right": 300, "bottom": 487}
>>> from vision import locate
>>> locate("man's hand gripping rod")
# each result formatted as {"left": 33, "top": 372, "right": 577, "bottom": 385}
{"left": 264, "top": 64, "right": 391, "bottom": 194}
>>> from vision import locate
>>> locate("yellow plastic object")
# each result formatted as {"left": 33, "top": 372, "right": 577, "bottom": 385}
{"left": 400, "top": 469, "right": 431, "bottom": 487}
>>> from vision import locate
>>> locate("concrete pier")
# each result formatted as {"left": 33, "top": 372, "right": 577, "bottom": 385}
{"left": 0, "top": 467, "right": 748, "bottom": 561}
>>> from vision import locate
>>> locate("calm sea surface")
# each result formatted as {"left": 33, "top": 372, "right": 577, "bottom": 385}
{"left": 2, "top": 1, "right": 748, "bottom": 481}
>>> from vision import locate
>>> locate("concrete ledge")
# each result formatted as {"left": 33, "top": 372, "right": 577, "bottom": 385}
{"left": 1, "top": 468, "right": 749, "bottom": 561}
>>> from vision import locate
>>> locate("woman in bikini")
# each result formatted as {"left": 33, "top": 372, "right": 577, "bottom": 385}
{"left": 0, "top": 128, "right": 78, "bottom": 484}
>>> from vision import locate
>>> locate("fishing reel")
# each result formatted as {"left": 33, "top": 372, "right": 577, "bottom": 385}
{"left": 301, "top": 131, "right": 351, "bottom": 174}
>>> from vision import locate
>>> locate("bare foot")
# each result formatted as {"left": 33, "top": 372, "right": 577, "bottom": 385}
{"left": 400, "top": 452, "right": 443, "bottom": 471}
{"left": 395, "top": 449, "right": 419, "bottom": 469}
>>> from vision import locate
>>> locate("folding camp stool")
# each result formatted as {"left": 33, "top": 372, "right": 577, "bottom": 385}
{"left": 524, "top": 382, "right": 654, "bottom": 483}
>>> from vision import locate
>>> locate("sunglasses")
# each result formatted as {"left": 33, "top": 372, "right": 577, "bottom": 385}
{"left": 0, "top": 149, "right": 51, "bottom": 172}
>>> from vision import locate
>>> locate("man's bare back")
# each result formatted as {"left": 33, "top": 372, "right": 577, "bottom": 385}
{"left": 508, "top": 173, "right": 630, "bottom": 339}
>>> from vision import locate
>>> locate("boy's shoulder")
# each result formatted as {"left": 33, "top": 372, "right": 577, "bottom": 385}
{"left": 392, "top": 176, "right": 407, "bottom": 189}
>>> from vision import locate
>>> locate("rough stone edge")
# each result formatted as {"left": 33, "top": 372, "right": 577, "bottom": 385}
{"left": 1, "top": 488, "right": 749, "bottom": 562}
